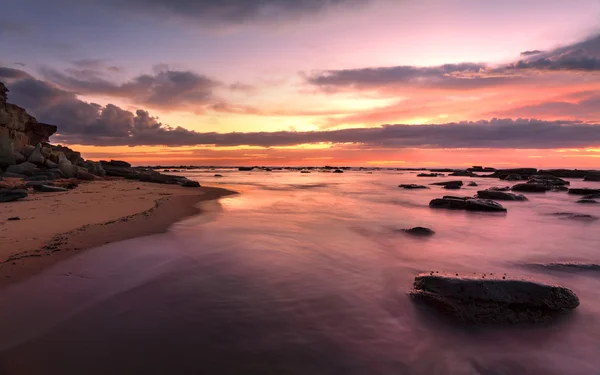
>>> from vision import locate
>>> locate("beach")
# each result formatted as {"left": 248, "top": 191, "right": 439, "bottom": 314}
{"left": 0, "top": 178, "right": 236, "bottom": 287}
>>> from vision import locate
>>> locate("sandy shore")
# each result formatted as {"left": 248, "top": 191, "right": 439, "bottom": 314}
{"left": 0, "top": 179, "right": 236, "bottom": 287}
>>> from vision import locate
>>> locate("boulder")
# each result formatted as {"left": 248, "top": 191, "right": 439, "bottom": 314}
{"left": 449, "top": 170, "right": 475, "bottom": 177}
{"left": 6, "top": 161, "right": 37, "bottom": 175}
{"left": 58, "top": 153, "right": 76, "bottom": 178}
{"left": 100, "top": 159, "right": 131, "bottom": 168}
{"left": 25, "top": 180, "right": 55, "bottom": 188}
{"left": 477, "top": 189, "right": 528, "bottom": 201}
{"left": 429, "top": 197, "right": 507, "bottom": 212}
{"left": 45, "top": 159, "right": 58, "bottom": 169}
{"left": 214, "top": 174, "right": 223, "bottom": 177}
{"left": 403, "top": 227, "right": 435, "bottom": 236}
{"left": 20, "top": 145, "right": 34, "bottom": 158}
{"left": 0, "top": 131, "right": 15, "bottom": 166}
{"left": 511, "top": 183, "right": 551, "bottom": 192}
{"left": 584, "top": 175, "right": 600, "bottom": 181}
{"left": 443, "top": 184, "right": 461, "bottom": 190}
{"left": 491, "top": 168, "right": 538, "bottom": 179}
{"left": 410, "top": 272, "right": 579, "bottom": 324}
{"left": 76, "top": 169, "right": 97, "bottom": 181}
{"left": 568, "top": 188, "right": 600, "bottom": 195}
{"left": 582, "top": 193, "right": 600, "bottom": 200}
{"left": 238, "top": 167, "right": 253, "bottom": 171}
{"left": 27, "top": 144, "right": 45, "bottom": 165}
{"left": 538, "top": 169, "right": 600, "bottom": 178}
{"left": 576, "top": 199, "right": 598, "bottom": 204}
{"left": 0, "top": 188, "right": 28, "bottom": 202}
{"left": 430, "top": 180, "right": 463, "bottom": 187}
{"left": 468, "top": 182, "right": 478, "bottom": 187}
{"left": 25, "top": 175, "right": 50, "bottom": 181}
{"left": 179, "top": 180, "right": 201, "bottom": 187}
{"left": 528, "top": 175, "right": 569, "bottom": 186}
{"left": 32, "top": 185, "right": 68, "bottom": 193}
{"left": 1, "top": 172, "right": 26, "bottom": 179}
{"left": 504, "top": 174, "right": 522, "bottom": 181}
{"left": 333, "top": 169, "right": 344, "bottom": 173}
{"left": 41, "top": 145, "right": 52, "bottom": 158}
{"left": 399, "top": 184, "right": 429, "bottom": 189}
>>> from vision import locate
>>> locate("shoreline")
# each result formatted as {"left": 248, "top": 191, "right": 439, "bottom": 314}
{"left": 0, "top": 179, "right": 237, "bottom": 288}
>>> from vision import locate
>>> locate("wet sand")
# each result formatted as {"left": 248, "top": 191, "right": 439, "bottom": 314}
{"left": 0, "top": 179, "right": 236, "bottom": 287}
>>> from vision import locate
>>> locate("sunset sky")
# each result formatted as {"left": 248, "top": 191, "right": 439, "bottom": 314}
{"left": 1, "top": 0, "right": 600, "bottom": 167}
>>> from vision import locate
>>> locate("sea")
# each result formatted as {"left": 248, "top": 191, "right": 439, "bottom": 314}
{"left": 1, "top": 168, "right": 599, "bottom": 374}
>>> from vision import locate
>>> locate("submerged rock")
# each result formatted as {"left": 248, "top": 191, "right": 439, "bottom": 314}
{"left": 468, "top": 182, "right": 478, "bottom": 187}
{"left": 526, "top": 263, "right": 600, "bottom": 273}
{"left": 399, "top": 184, "right": 429, "bottom": 189}
{"left": 568, "top": 188, "right": 600, "bottom": 195}
{"left": 576, "top": 199, "right": 598, "bottom": 204}
{"left": 214, "top": 174, "right": 223, "bottom": 177}
{"left": 403, "top": 227, "right": 435, "bottom": 236}
{"left": 430, "top": 180, "right": 463, "bottom": 187}
{"left": 477, "top": 189, "right": 527, "bottom": 201}
{"left": 0, "top": 188, "right": 28, "bottom": 202}
{"left": 582, "top": 193, "right": 600, "bottom": 200}
{"left": 410, "top": 272, "right": 579, "bottom": 324}
{"left": 552, "top": 212, "right": 598, "bottom": 221}
{"left": 584, "top": 174, "right": 600, "bottom": 181}
{"left": 429, "top": 196, "right": 507, "bottom": 212}
{"left": 511, "top": 183, "right": 551, "bottom": 192}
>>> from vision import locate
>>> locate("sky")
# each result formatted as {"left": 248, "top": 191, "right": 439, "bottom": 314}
{"left": 1, "top": 0, "right": 600, "bottom": 167}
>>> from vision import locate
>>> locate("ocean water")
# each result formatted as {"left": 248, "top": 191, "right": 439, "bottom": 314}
{"left": 1, "top": 169, "right": 600, "bottom": 374}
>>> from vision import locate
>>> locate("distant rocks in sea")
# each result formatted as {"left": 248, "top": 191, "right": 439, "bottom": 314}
{"left": 511, "top": 183, "right": 551, "bottom": 192}
{"left": 214, "top": 174, "right": 223, "bottom": 178}
{"left": 551, "top": 212, "right": 598, "bottom": 221}
{"left": 399, "top": 184, "right": 429, "bottom": 189}
{"left": 468, "top": 182, "right": 478, "bottom": 186}
{"left": 429, "top": 196, "right": 507, "bottom": 212}
{"left": 430, "top": 180, "right": 463, "bottom": 187}
{"left": 568, "top": 188, "right": 600, "bottom": 195}
{"left": 402, "top": 227, "right": 435, "bottom": 236}
{"left": 584, "top": 174, "right": 600, "bottom": 181}
{"left": 525, "top": 262, "right": 600, "bottom": 273}
{"left": 410, "top": 272, "right": 579, "bottom": 324}
{"left": 476, "top": 189, "right": 527, "bottom": 201}
{"left": 417, "top": 173, "right": 444, "bottom": 177}
{"left": 576, "top": 199, "right": 598, "bottom": 204}
{"left": 333, "top": 169, "right": 344, "bottom": 173}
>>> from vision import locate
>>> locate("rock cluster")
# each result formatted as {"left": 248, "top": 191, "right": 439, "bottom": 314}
{"left": 429, "top": 196, "right": 507, "bottom": 212}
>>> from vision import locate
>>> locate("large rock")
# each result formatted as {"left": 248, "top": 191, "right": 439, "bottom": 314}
{"left": 76, "top": 169, "right": 97, "bottom": 181}
{"left": 577, "top": 199, "right": 598, "bottom": 204}
{"left": 429, "top": 196, "right": 507, "bottom": 212}
{"left": 57, "top": 153, "right": 76, "bottom": 178}
{"left": 0, "top": 131, "right": 15, "bottom": 167}
{"left": 410, "top": 273, "right": 579, "bottom": 324}
{"left": 504, "top": 174, "right": 522, "bottom": 181}
{"left": 6, "top": 161, "right": 37, "bottom": 175}
{"left": 403, "top": 227, "right": 435, "bottom": 236}
{"left": 538, "top": 169, "right": 600, "bottom": 179}
{"left": 27, "top": 143, "right": 45, "bottom": 165}
{"left": 430, "top": 180, "right": 463, "bottom": 187}
{"left": 528, "top": 175, "right": 569, "bottom": 186}
{"left": 511, "top": 183, "right": 551, "bottom": 192}
{"left": 417, "top": 173, "right": 443, "bottom": 177}
{"left": 139, "top": 172, "right": 181, "bottom": 184}
{"left": 399, "top": 184, "right": 429, "bottom": 189}
{"left": 477, "top": 189, "right": 528, "bottom": 201}
{"left": 492, "top": 168, "right": 537, "bottom": 179}
{"left": 179, "top": 180, "right": 201, "bottom": 187}
{"left": 46, "top": 144, "right": 82, "bottom": 165}
{"left": 0, "top": 188, "right": 28, "bottom": 202}
{"left": 584, "top": 175, "right": 600, "bottom": 181}
{"left": 582, "top": 193, "right": 600, "bottom": 200}
{"left": 568, "top": 188, "right": 600, "bottom": 195}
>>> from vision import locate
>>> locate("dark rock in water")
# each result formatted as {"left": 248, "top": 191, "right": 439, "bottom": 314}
{"left": 238, "top": 167, "right": 254, "bottom": 171}
{"left": 552, "top": 212, "right": 598, "bottom": 221}
{"left": 584, "top": 174, "right": 600, "bottom": 181}
{"left": 214, "top": 174, "right": 223, "bottom": 177}
{"left": 468, "top": 182, "right": 478, "bottom": 186}
{"left": 265, "top": 168, "right": 272, "bottom": 172}
{"left": 0, "top": 189, "right": 28, "bottom": 202}
{"left": 449, "top": 170, "right": 475, "bottom": 177}
{"left": 430, "top": 180, "right": 463, "bottom": 187}
{"left": 399, "top": 184, "right": 429, "bottom": 189}
{"left": 179, "top": 180, "right": 201, "bottom": 188}
{"left": 417, "top": 173, "right": 443, "bottom": 177}
{"left": 511, "top": 183, "right": 550, "bottom": 192}
{"left": 489, "top": 186, "right": 510, "bottom": 191}
{"left": 467, "top": 166, "right": 496, "bottom": 172}
{"left": 410, "top": 272, "right": 579, "bottom": 324}
{"left": 7, "top": 216, "right": 20, "bottom": 221}
{"left": 139, "top": 172, "right": 180, "bottom": 185}
{"left": 582, "top": 193, "right": 600, "bottom": 200}
{"left": 33, "top": 185, "right": 68, "bottom": 193}
{"left": 333, "top": 169, "right": 344, "bottom": 173}
{"left": 429, "top": 197, "right": 507, "bottom": 212}
{"left": 100, "top": 160, "right": 131, "bottom": 168}
{"left": 577, "top": 199, "right": 598, "bottom": 204}
{"left": 528, "top": 175, "right": 569, "bottom": 186}
{"left": 491, "top": 168, "right": 538, "bottom": 179}
{"left": 300, "top": 170, "right": 311, "bottom": 173}
{"left": 443, "top": 184, "right": 461, "bottom": 190}
{"left": 477, "top": 189, "right": 528, "bottom": 201}
{"left": 504, "top": 174, "right": 522, "bottom": 181}
{"left": 403, "top": 227, "right": 435, "bottom": 236}
{"left": 568, "top": 188, "right": 600, "bottom": 195}
{"left": 538, "top": 169, "right": 599, "bottom": 179}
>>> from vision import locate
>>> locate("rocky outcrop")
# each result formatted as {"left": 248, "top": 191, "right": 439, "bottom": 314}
{"left": 179, "top": 180, "right": 200, "bottom": 187}
{"left": 491, "top": 168, "right": 537, "bottom": 179}
{"left": 429, "top": 196, "right": 507, "bottom": 212}
{"left": 576, "top": 199, "right": 598, "bottom": 204}
{"left": 477, "top": 189, "right": 528, "bottom": 201}
{"left": 584, "top": 174, "right": 600, "bottom": 181}
{"left": 538, "top": 169, "right": 600, "bottom": 178}
{"left": 410, "top": 272, "right": 579, "bottom": 324}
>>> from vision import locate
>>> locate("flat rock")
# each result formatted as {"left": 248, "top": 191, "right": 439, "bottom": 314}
{"left": 417, "top": 173, "right": 443, "bottom": 177}
{"left": 399, "top": 184, "right": 429, "bottom": 189}
{"left": 101, "top": 160, "right": 131, "bottom": 168}
{"left": 214, "top": 174, "right": 223, "bottom": 177}
{"left": 0, "top": 188, "right": 28, "bottom": 202}
{"left": 32, "top": 185, "right": 68, "bottom": 193}
{"left": 1, "top": 172, "right": 27, "bottom": 179}
{"left": 25, "top": 180, "right": 54, "bottom": 188}
{"left": 477, "top": 189, "right": 528, "bottom": 201}
{"left": 430, "top": 180, "right": 463, "bottom": 187}
{"left": 410, "top": 272, "right": 579, "bottom": 324}
{"left": 568, "top": 188, "right": 600, "bottom": 195}
{"left": 468, "top": 182, "right": 478, "bottom": 186}
{"left": 577, "top": 199, "right": 598, "bottom": 204}
{"left": 511, "top": 183, "right": 551, "bottom": 192}
{"left": 582, "top": 193, "right": 600, "bottom": 199}
{"left": 504, "top": 174, "right": 522, "bottom": 181}
{"left": 429, "top": 197, "right": 507, "bottom": 212}
{"left": 403, "top": 227, "right": 435, "bottom": 236}
{"left": 443, "top": 184, "right": 461, "bottom": 189}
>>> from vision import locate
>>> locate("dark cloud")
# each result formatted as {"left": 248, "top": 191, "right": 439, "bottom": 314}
{"left": 520, "top": 50, "right": 543, "bottom": 56}
{"left": 41, "top": 65, "right": 221, "bottom": 110}
{"left": 108, "top": 0, "right": 364, "bottom": 24}
{"left": 508, "top": 49, "right": 600, "bottom": 71}
{"left": 493, "top": 92, "right": 600, "bottom": 120}
{"left": 0, "top": 67, "right": 32, "bottom": 80}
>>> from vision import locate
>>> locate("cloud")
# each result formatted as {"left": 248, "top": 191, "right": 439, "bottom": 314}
{"left": 107, "top": 0, "right": 365, "bottom": 25}
{"left": 41, "top": 64, "right": 221, "bottom": 110}
{"left": 0, "top": 67, "right": 32, "bottom": 80}
{"left": 520, "top": 50, "right": 543, "bottom": 56}
{"left": 492, "top": 92, "right": 600, "bottom": 120}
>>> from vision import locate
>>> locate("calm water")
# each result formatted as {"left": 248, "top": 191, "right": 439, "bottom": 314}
{"left": 1, "top": 170, "right": 600, "bottom": 374}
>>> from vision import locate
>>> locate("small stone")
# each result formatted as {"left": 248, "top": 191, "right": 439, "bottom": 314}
{"left": 7, "top": 216, "right": 20, "bottom": 221}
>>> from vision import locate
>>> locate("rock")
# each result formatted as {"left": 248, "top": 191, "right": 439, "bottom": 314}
{"left": 139, "top": 172, "right": 181, "bottom": 184}
{"left": 568, "top": 188, "right": 600, "bottom": 195}
{"left": 430, "top": 180, "right": 463, "bottom": 187}
{"left": 84, "top": 161, "right": 105, "bottom": 177}
{"left": 45, "top": 159, "right": 58, "bottom": 169}
{"left": 526, "top": 263, "right": 600, "bottom": 273}
{"left": 489, "top": 186, "right": 511, "bottom": 191}
{"left": 13, "top": 152, "right": 25, "bottom": 164}
{"left": 300, "top": 170, "right": 311, "bottom": 173}
{"left": 552, "top": 212, "right": 598, "bottom": 221}
{"left": 468, "top": 182, "right": 478, "bottom": 186}
{"left": 41, "top": 145, "right": 52, "bottom": 158}
{"left": 76, "top": 169, "right": 97, "bottom": 181}
{"left": 7, "top": 216, "right": 20, "bottom": 221}
{"left": 528, "top": 175, "right": 569, "bottom": 186}
{"left": 58, "top": 153, "right": 76, "bottom": 178}
{"left": 399, "top": 184, "right": 429, "bottom": 189}
{"left": 100, "top": 159, "right": 131, "bottom": 168}
{"left": 25, "top": 180, "right": 54, "bottom": 188}
{"left": 20, "top": 145, "right": 34, "bottom": 158}
{"left": 584, "top": 174, "right": 600, "bottom": 181}
{"left": 491, "top": 168, "right": 538, "bottom": 179}
{"left": 511, "top": 183, "right": 551, "bottom": 192}
{"left": 32, "top": 185, "right": 68, "bottom": 193}
{"left": 179, "top": 180, "right": 201, "bottom": 187}
{"left": 238, "top": 167, "right": 253, "bottom": 171}
{"left": 0, "top": 188, "right": 28, "bottom": 202}
{"left": 333, "top": 169, "right": 344, "bottom": 173}
{"left": 582, "top": 193, "right": 600, "bottom": 200}
{"left": 410, "top": 272, "right": 579, "bottom": 324}
{"left": 31, "top": 170, "right": 61, "bottom": 180}
{"left": 25, "top": 175, "right": 50, "bottom": 181}
{"left": 443, "top": 184, "right": 461, "bottom": 190}
{"left": 6, "top": 161, "right": 37, "bottom": 175}
{"left": 27, "top": 144, "right": 45, "bottom": 165}
{"left": 403, "top": 227, "right": 435, "bottom": 236}
{"left": 467, "top": 166, "right": 496, "bottom": 172}
{"left": 477, "top": 189, "right": 528, "bottom": 201}
{"left": 1, "top": 172, "right": 26, "bottom": 179}
{"left": 429, "top": 197, "right": 507, "bottom": 212}
{"left": 504, "top": 174, "right": 522, "bottom": 181}
{"left": 0, "top": 131, "right": 15, "bottom": 166}
{"left": 214, "top": 174, "right": 223, "bottom": 177}
{"left": 577, "top": 199, "right": 598, "bottom": 204}
{"left": 538, "top": 169, "right": 600, "bottom": 178}
{"left": 417, "top": 173, "right": 443, "bottom": 177}
{"left": 449, "top": 170, "right": 475, "bottom": 177}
